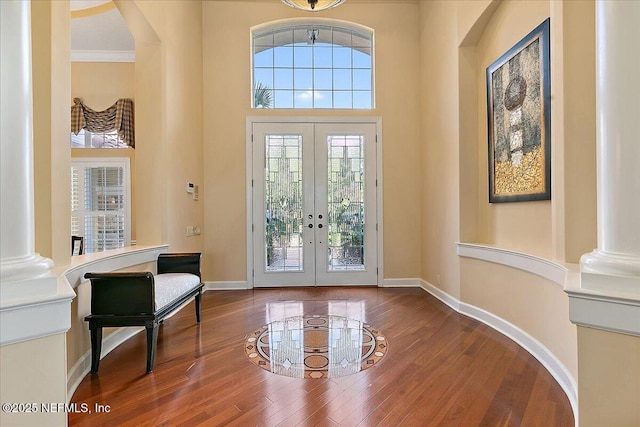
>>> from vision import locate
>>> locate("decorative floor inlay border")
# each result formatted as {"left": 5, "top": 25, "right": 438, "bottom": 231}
{"left": 244, "top": 314, "right": 387, "bottom": 378}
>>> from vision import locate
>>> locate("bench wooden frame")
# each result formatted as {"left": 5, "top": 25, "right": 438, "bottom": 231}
{"left": 84, "top": 253, "right": 204, "bottom": 373}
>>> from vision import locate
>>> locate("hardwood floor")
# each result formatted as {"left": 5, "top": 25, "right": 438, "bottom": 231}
{"left": 69, "top": 287, "right": 574, "bottom": 426}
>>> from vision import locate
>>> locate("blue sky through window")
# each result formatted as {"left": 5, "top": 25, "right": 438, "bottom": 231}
{"left": 253, "top": 24, "right": 373, "bottom": 109}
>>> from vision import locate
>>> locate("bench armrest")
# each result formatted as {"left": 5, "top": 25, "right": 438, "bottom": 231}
{"left": 157, "top": 253, "right": 202, "bottom": 279}
{"left": 84, "top": 272, "right": 155, "bottom": 316}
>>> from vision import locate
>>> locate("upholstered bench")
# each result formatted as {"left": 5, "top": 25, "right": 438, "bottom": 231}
{"left": 84, "top": 253, "right": 204, "bottom": 373}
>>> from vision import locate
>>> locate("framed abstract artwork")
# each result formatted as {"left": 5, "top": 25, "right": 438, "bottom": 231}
{"left": 486, "top": 18, "right": 551, "bottom": 203}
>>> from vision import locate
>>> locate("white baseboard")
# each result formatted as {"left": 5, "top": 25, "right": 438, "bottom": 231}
{"left": 205, "top": 279, "right": 423, "bottom": 290}
{"left": 418, "top": 279, "right": 461, "bottom": 312}
{"left": 419, "top": 279, "right": 578, "bottom": 420}
{"left": 67, "top": 327, "right": 143, "bottom": 402}
{"left": 204, "top": 281, "right": 249, "bottom": 291}
{"left": 380, "top": 278, "right": 422, "bottom": 288}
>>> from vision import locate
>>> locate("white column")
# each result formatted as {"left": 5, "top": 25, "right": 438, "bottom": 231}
{"left": 0, "top": 0, "right": 53, "bottom": 283}
{"left": 580, "top": 0, "right": 640, "bottom": 291}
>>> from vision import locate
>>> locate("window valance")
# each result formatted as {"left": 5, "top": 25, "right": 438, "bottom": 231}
{"left": 71, "top": 97, "right": 135, "bottom": 148}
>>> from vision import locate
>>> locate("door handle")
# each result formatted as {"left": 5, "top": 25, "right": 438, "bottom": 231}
{"left": 308, "top": 224, "right": 313, "bottom": 228}
{"left": 318, "top": 224, "right": 323, "bottom": 229}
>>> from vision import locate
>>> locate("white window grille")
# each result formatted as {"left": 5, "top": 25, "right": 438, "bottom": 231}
{"left": 252, "top": 23, "right": 374, "bottom": 109}
{"left": 71, "top": 158, "right": 131, "bottom": 254}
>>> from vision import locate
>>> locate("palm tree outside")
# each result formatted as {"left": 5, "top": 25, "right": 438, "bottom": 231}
{"left": 254, "top": 81, "right": 273, "bottom": 108}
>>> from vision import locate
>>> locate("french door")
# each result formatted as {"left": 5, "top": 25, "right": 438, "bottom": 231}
{"left": 251, "top": 121, "right": 378, "bottom": 287}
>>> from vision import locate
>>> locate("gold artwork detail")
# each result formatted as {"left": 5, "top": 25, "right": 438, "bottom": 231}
{"left": 494, "top": 146, "right": 545, "bottom": 195}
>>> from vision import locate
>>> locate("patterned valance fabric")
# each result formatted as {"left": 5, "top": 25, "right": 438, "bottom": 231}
{"left": 71, "top": 97, "right": 135, "bottom": 148}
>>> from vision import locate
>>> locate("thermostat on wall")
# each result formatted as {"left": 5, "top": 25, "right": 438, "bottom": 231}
{"left": 186, "top": 182, "right": 194, "bottom": 194}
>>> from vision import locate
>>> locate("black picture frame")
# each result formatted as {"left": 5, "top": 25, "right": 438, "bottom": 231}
{"left": 72, "top": 235, "right": 84, "bottom": 256}
{"left": 486, "top": 18, "right": 551, "bottom": 203}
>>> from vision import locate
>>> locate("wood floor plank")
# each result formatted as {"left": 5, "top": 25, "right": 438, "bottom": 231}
{"left": 69, "top": 287, "right": 574, "bottom": 426}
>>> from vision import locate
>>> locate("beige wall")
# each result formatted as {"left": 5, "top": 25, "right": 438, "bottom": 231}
{"left": 202, "top": 1, "right": 422, "bottom": 281}
{"left": 419, "top": 0, "right": 461, "bottom": 297}
{"left": 71, "top": 62, "right": 134, "bottom": 109}
{"left": 420, "top": 2, "right": 460, "bottom": 298}
{"left": 0, "top": 334, "right": 68, "bottom": 427}
{"left": 32, "top": 0, "right": 71, "bottom": 265}
{"left": 550, "top": 0, "right": 597, "bottom": 263}
{"left": 116, "top": 0, "right": 204, "bottom": 254}
{"left": 578, "top": 327, "right": 640, "bottom": 427}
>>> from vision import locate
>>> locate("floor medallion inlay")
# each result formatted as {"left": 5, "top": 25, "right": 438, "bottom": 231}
{"left": 244, "top": 314, "right": 387, "bottom": 379}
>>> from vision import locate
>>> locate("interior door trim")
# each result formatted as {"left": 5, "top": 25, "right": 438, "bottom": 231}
{"left": 246, "top": 116, "right": 384, "bottom": 289}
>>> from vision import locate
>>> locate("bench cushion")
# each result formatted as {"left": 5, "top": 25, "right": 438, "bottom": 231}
{"left": 154, "top": 273, "right": 201, "bottom": 310}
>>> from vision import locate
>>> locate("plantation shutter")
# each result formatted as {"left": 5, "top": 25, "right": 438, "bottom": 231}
{"left": 71, "top": 159, "right": 131, "bottom": 254}
{"left": 71, "top": 166, "right": 80, "bottom": 237}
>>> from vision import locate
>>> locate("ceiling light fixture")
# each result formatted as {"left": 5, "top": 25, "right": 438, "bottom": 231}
{"left": 281, "top": 0, "right": 346, "bottom": 12}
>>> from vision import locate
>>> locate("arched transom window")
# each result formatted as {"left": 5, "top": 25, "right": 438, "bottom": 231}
{"left": 252, "top": 22, "right": 373, "bottom": 109}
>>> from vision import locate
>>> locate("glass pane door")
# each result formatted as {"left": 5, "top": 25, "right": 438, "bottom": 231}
{"left": 253, "top": 123, "right": 315, "bottom": 286}
{"left": 252, "top": 121, "right": 377, "bottom": 287}
{"left": 326, "top": 134, "right": 366, "bottom": 271}
{"left": 314, "top": 123, "right": 377, "bottom": 286}
{"left": 264, "top": 134, "right": 304, "bottom": 272}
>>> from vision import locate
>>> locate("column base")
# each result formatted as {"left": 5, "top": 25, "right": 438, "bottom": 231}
{"left": 567, "top": 285, "right": 640, "bottom": 336}
{"left": 1, "top": 275, "right": 74, "bottom": 346}
{"left": 580, "top": 272, "right": 640, "bottom": 298}
{"left": 573, "top": 250, "right": 640, "bottom": 336}
{"left": 0, "top": 253, "right": 53, "bottom": 283}
{"left": 0, "top": 275, "right": 57, "bottom": 302}
{"left": 580, "top": 249, "right": 640, "bottom": 278}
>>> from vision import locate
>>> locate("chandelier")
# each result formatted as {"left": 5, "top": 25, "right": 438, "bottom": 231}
{"left": 281, "top": 0, "right": 346, "bottom": 12}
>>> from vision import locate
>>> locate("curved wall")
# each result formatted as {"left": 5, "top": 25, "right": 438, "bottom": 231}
{"left": 458, "top": 0, "right": 584, "bottom": 412}
{"left": 459, "top": 247, "right": 577, "bottom": 395}
{"left": 421, "top": 0, "right": 599, "bottom": 418}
